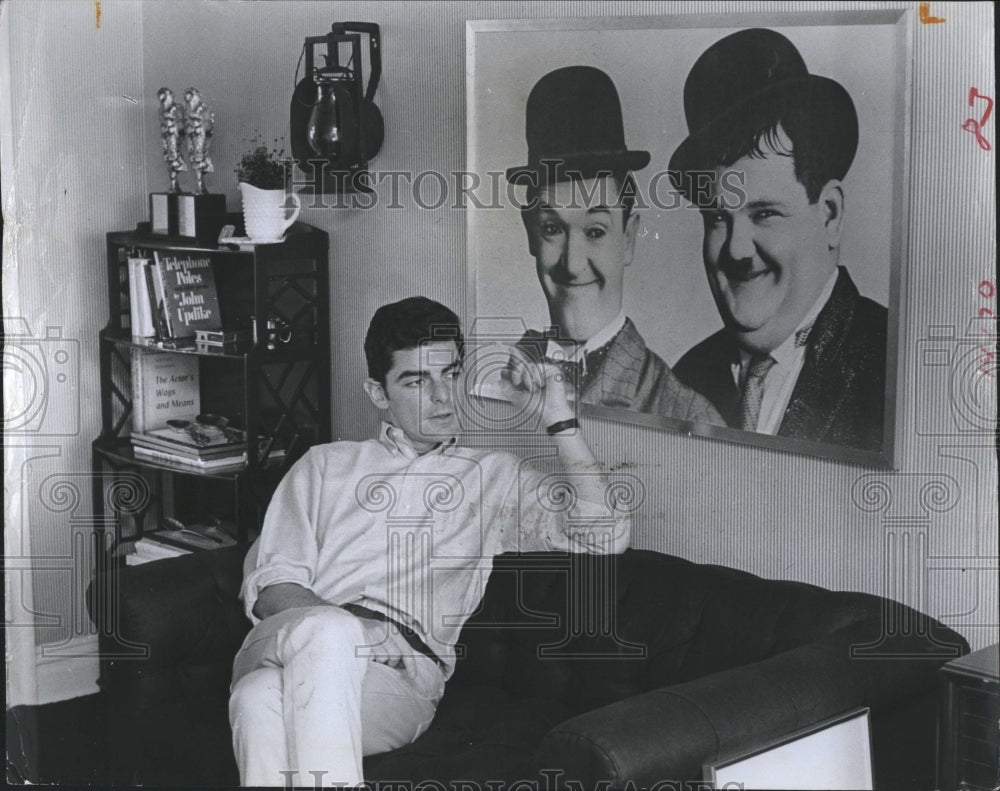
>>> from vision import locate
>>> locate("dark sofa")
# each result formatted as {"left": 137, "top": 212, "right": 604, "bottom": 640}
{"left": 88, "top": 546, "right": 966, "bottom": 788}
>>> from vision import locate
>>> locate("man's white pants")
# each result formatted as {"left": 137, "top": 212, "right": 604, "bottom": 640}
{"left": 228, "top": 605, "right": 446, "bottom": 787}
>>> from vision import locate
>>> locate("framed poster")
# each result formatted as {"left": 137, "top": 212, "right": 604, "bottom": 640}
{"left": 467, "top": 11, "right": 912, "bottom": 467}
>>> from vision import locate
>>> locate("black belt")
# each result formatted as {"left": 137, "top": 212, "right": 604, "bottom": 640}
{"left": 339, "top": 602, "right": 446, "bottom": 672}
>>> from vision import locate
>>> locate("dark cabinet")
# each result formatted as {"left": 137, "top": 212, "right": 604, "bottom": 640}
{"left": 937, "top": 643, "right": 1000, "bottom": 791}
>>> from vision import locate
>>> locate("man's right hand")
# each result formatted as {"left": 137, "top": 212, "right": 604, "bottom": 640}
{"left": 499, "top": 349, "right": 576, "bottom": 432}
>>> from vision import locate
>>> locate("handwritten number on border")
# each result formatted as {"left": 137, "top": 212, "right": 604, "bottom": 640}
{"left": 962, "top": 88, "right": 993, "bottom": 151}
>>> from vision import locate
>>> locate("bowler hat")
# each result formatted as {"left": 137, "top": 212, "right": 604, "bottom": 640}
{"left": 506, "top": 66, "right": 650, "bottom": 186}
{"left": 668, "top": 28, "right": 858, "bottom": 194}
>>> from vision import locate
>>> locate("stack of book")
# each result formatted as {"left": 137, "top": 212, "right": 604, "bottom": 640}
{"left": 195, "top": 328, "right": 250, "bottom": 354}
{"left": 132, "top": 417, "right": 247, "bottom": 471}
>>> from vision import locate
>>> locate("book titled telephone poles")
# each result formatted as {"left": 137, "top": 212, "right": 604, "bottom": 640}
{"left": 127, "top": 251, "right": 223, "bottom": 347}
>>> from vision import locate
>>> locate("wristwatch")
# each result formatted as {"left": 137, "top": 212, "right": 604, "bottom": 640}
{"left": 546, "top": 417, "right": 580, "bottom": 436}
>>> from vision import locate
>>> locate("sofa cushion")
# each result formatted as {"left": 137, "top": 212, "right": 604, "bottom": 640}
{"left": 450, "top": 550, "right": 894, "bottom": 708}
{"left": 365, "top": 685, "right": 573, "bottom": 784}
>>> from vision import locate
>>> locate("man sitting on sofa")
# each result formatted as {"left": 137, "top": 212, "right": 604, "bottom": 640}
{"left": 228, "top": 296, "right": 630, "bottom": 786}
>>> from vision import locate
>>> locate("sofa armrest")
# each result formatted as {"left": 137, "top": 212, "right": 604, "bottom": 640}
{"left": 536, "top": 619, "right": 963, "bottom": 786}
{"left": 88, "top": 545, "right": 250, "bottom": 709}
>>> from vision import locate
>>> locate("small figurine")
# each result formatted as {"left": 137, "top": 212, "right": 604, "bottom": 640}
{"left": 157, "top": 87, "right": 186, "bottom": 193}
{"left": 184, "top": 87, "right": 215, "bottom": 194}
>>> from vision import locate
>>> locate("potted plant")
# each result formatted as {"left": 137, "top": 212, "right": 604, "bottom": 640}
{"left": 235, "top": 136, "right": 300, "bottom": 242}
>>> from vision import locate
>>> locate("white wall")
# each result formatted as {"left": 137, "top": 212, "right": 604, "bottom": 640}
{"left": 2, "top": 0, "right": 996, "bottom": 705}
{"left": 2, "top": 0, "right": 146, "bottom": 704}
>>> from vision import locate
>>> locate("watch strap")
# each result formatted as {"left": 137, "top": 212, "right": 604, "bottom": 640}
{"left": 546, "top": 417, "right": 580, "bottom": 436}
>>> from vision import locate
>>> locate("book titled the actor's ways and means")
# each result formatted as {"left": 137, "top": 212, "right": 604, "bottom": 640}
{"left": 152, "top": 251, "right": 223, "bottom": 340}
{"left": 131, "top": 349, "right": 200, "bottom": 434}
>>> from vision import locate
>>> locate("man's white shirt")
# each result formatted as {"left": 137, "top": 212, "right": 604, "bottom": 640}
{"left": 240, "top": 422, "right": 630, "bottom": 676}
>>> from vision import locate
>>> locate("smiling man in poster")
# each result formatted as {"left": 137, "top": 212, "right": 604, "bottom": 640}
{"left": 669, "top": 28, "right": 888, "bottom": 452}
{"left": 505, "top": 65, "right": 722, "bottom": 425}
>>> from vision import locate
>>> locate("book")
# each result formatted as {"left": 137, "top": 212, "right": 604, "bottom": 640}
{"left": 130, "top": 350, "right": 200, "bottom": 434}
{"left": 137, "top": 419, "right": 245, "bottom": 448}
{"left": 144, "top": 523, "right": 237, "bottom": 551}
{"left": 133, "top": 440, "right": 284, "bottom": 470}
{"left": 195, "top": 329, "right": 247, "bottom": 345}
{"left": 194, "top": 327, "right": 250, "bottom": 356}
{"left": 133, "top": 417, "right": 246, "bottom": 458}
{"left": 132, "top": 435, "right": 245, "bottom": 459}
{"left": 128, "top": 256, "right": 156, "bottom": 341}
{"left": 144, "top": 260, "right": 170, "bottom": 340}
{"left": 125, "top": 537, "right": 191, "bottom": 566}
{"left": 117, "top": 247, "right": 132, "bottom": 333}
{"left": 133, "top": 445, "right": 247, "bottom": 470}
{"left": 152, "top": 251, "right": 223, "bottom": 340}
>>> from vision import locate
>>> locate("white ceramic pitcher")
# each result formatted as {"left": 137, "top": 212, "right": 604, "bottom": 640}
{"left": 238, "top": 182, "right": 301, "bottom": 242}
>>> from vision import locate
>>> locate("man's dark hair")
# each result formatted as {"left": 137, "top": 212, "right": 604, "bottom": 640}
{"left": 675, "top": 96, "right": 855, "bottom": 204}
{"left": 522, "top": 170, "right": 638, "bottom": 227}
{"left": 364, "top": 297, "right": 464, "bottom": 387}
